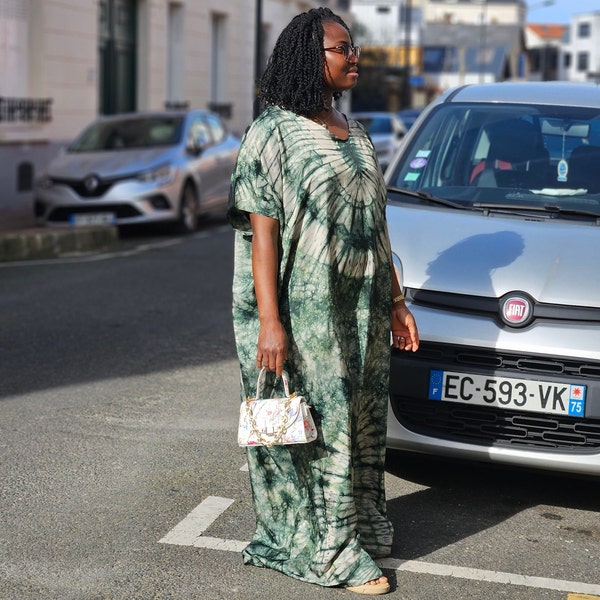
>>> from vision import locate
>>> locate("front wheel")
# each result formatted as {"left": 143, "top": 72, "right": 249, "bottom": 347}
{"left": 177, "top": 182, "right": 199, "bottom": 234}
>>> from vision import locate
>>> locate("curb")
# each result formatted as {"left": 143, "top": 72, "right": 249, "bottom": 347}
{"left": 0, "top": 226, "right": 120, "bottom": 262}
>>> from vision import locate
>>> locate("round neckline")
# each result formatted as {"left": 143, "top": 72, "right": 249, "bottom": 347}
{"left": 304, "top": 112, "right": 350, "bottom": 142}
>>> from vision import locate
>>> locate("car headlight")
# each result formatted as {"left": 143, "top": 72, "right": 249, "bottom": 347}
{"left": 35, "top": 174, "right": 53, "bottom": 189}
{"left": 136, "top": 164, "right": 175, "bottom": 185}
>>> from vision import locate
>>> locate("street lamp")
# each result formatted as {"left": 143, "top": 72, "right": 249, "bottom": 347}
{"left": 478, "top": 0, "right": 488, "bottom": 84}
{"left": 402, "top": 0, "right": 412, "bottom": 108}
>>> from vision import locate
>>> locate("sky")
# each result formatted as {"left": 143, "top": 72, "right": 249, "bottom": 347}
{"left": 525, "top": 0, "right": 600, "bottom": 24}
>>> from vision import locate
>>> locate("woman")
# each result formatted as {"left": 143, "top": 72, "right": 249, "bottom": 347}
{"left": 228, "top": 7, "right": 419, "bottom": 596}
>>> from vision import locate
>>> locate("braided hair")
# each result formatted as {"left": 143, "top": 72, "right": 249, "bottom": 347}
{"left": 259, "top": 7, "right": 351, "bottom": 115}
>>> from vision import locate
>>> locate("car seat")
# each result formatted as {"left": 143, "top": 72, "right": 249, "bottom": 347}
{"left": 472, "top": 119, "right": 550, "bottom": 189}
{"left": 567, "top": 145, "right": 600, "bottom": 193}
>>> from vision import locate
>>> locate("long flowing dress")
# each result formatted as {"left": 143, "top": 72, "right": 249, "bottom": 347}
{"left": 228, "top": 105, "right": 394, "bottom": 588}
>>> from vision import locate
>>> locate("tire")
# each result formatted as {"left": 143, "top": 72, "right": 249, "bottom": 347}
{"left": 177, "top": 182, "right": 199, "bottom": 234}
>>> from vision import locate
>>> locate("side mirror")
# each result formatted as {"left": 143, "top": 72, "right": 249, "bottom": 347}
{"left": 187, "top": 133, "right": 210, "bottom": 154}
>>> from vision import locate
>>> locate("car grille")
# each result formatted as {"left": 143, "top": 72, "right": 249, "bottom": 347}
{"left": 51, "top": 177, "right": 116, "bottom": 198}
{"left": 390, "top": 343, "right": 600, "bottom": 450}
{"left": 393, "top": 396, "right": 600, "bottom": 449}
{"left": 47, "top": 205, "right": 142, "bottom": 222}
{"left": 414, "top": 343, "right": 600, "bottom": 379}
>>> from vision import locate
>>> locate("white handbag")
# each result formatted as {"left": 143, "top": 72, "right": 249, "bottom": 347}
{"left": 238, "top": 368, "right": 318, "bottom": 447}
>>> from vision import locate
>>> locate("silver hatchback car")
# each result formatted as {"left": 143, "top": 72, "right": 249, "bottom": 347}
{"left": 385, "top": 82, "right": 600, "bottom": 477}
{"left": 34, "top": 109, "right": 240, "bottom": 232}
{"left": 351, "top": 111, "right": 407, "bottom": 172}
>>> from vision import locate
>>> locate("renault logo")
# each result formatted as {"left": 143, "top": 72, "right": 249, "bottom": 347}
{"left": 500, "top": 293, "right": 533, "bottom": 327}
{"left": 84, "top": 174, "right": 100, "bottom": 193}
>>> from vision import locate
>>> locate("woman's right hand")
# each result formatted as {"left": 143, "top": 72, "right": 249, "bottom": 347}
{"left": 256, "top": 318, "right": 288, "bottom": 377}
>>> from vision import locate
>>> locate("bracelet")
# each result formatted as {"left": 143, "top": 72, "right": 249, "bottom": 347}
{"left": 392, "top": 293, "right": 405, "bottom": 305}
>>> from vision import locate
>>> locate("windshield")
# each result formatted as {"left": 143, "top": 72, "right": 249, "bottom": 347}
{"left": 387, "top": 102, "right": 600, "bottom": 215}
{"left": 68, "top": 116, "right": 185, "bottom": 152}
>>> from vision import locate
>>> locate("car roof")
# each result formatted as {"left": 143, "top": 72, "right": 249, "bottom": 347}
{"left": 94, "top": 109, "right": 212, "bottom": 122}
{"left": 440, "top": 82, "right": 600, "bottom": 108}
{"left": 351, "top": 111, "right": 397, "bottom": 117}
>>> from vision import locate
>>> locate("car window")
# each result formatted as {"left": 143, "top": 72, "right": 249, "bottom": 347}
{"left": 388, "top": 103, "right": 600, "bottom": 210}
{"left": 355, "top": 116, "right": 393, "bottom": 134}
{"left": 69, "top": 116, "right": 184, "bottom": 152}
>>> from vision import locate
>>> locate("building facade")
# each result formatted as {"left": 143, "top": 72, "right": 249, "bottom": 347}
{"left": 351, "top": 0, "right": 527, "bottom": 109}
{"left": 525, "top": 23, "right": 566, "bottom": 82}
{"left": 424, "top": 0, "right": 525, "bottom": 26}
{"left": 560, "top": 10, "right": 600, "bottom": 83}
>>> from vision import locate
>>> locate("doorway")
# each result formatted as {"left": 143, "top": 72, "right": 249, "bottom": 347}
{"left": 99, "top": 0, "right": 137, "bottom": 114}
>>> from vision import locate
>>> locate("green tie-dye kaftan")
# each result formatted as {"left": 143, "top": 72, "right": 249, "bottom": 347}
{"left": 228, "top": 105, "right": 394, "bottom": 588}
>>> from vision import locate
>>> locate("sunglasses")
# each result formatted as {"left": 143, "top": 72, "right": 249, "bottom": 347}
{"left": 323, "top": 43, "right": 361, "bottom": 61}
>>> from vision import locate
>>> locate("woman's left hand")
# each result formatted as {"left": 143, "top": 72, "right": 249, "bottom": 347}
{"left": 391, "top": 302, "right": 420, "bottom": 352}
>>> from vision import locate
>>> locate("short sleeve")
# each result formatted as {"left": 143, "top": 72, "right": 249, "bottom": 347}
{"left": 227, "top": 112, "right": 285, "bottom": 233}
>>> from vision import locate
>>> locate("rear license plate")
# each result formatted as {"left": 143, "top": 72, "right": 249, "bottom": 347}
{"left": 428, "top": 369, "right": 586, "bottom": 417}
{"left": 69, "top": 213, "right": 116, "bottom": 226}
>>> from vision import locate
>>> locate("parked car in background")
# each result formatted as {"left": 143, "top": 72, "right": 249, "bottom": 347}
{"left": 34, "top": 110, "right": 240, "bottom": 233}
{"left": 350, "top": 111, "right": 407, "bottom": 172}
{"left": 396, "top": 108, "right": 423, "bottom": 130}
{"left": 385, "top": 82, "right": 600, "bottom": 477}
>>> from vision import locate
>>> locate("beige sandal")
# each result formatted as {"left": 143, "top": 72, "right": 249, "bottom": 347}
{"left": 346, "top": 581, "right": 391, "bottom": 595}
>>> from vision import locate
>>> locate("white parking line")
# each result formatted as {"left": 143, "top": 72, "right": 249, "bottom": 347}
{"left": 379, "top": 558, "right": 600, "bottom": 596}
{"left": 160, "top": 496, "right": 600, "bottom": 596}
{"left": 159, "top": 496, "right": 234, "bottom": 546}
{"left": 192, "top": 536, "right": 247, "bottom": 553}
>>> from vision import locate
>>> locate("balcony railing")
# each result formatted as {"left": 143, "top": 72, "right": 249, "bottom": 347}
{"left": 0, "top": 97, "right": 53, "bottom": 122}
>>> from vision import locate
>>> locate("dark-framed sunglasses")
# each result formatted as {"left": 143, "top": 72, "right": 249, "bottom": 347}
{"left": 323, "top": 43, "right": 361, "bottom": 61}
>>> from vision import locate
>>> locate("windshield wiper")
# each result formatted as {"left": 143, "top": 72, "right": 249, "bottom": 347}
{"left": 542, "top": 204, "right": 600, "bottom": 219}
{"left": 473, "top": 201, "right": 600, "bottom": 219}
{"left": 387, "top": 187, "right": 470, "bottom": 210}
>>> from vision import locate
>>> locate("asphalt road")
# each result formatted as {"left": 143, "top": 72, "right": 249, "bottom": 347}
{"left": 0, "top": 220, "right": 598, "bottom": 600}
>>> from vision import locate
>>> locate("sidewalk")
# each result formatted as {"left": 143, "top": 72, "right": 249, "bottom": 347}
{"left": 0, "top": 204, "right": 119, "bottom": 262}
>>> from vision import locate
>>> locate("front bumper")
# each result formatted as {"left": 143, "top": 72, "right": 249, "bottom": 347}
{"left": 34, "top": 178, "right": 180, "bottom": 226}
{"left": 387, "top": 342, "right": 600, "bottom": 476}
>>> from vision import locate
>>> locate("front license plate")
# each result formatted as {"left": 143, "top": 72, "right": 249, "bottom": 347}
{"left": 69, "top": 213, "right": 116, "bottom": 226}
{"left": 428, "top": 370, "right": 587, "bottom": 417}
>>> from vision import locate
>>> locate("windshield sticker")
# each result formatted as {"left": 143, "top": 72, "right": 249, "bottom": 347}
{"left": 404, "top": 172, "right": 420, "bottom": 182}
{"left": 409, "top": 157, "right": 428, "bottom": 169}
{"left": 416, "top": 150, "right": 430, "bottom": 158}
{"left": 557, "top": 159, "right": 568, "bottom": 182}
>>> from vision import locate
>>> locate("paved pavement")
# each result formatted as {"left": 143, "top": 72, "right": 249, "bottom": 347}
{"left": 0, "top": 203, "right": 119, "bottom": 262}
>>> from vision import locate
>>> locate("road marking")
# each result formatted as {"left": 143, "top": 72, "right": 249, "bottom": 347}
{"left": 159, "top": 496, "right": 234, "bottom": 546}
{"left": 192, "top": 535, "right": 247, "bottom": 553}
{"left": 379, "top": 558, "right": 600, "bottom": 596}
{"left": 160, "top": 496, "right": 600, "bottom": 596}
